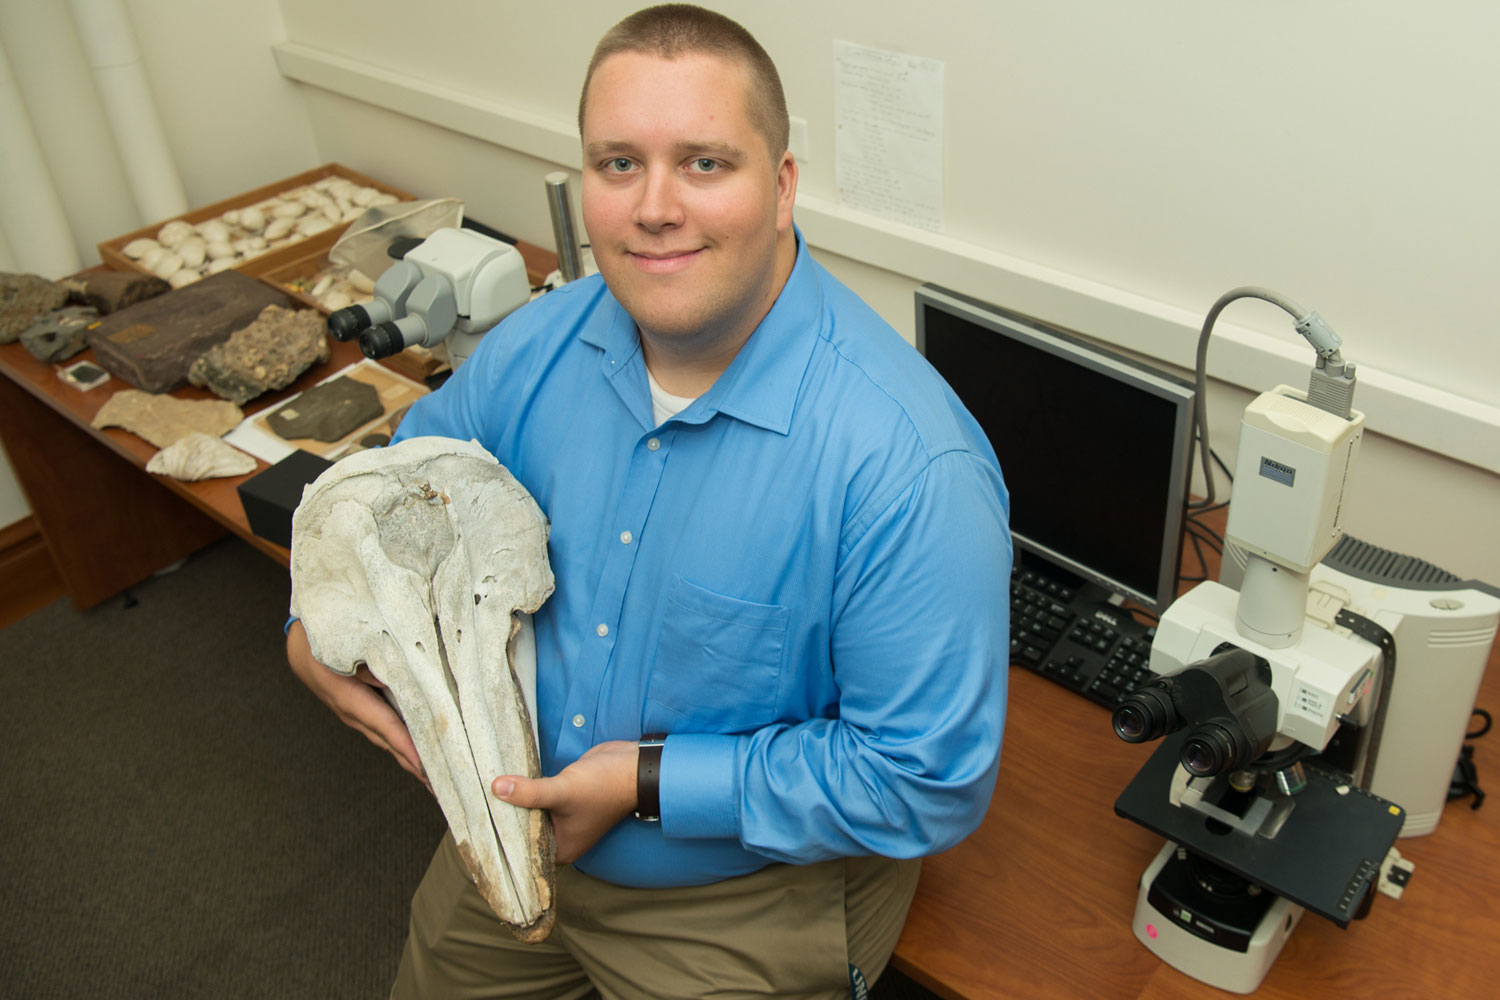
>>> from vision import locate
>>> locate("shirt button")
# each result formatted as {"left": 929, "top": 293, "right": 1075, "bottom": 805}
{"left": 647, "top": 438, "right": 661, "bottom": 451}
{"left": 620, "top": 530, "right": 633, "bottom": 544}
{"left": 596, "top": 623, "right": 609, "bottom": 637}
{"left": 572, "top": 714, "right": 585, "bottom": 728}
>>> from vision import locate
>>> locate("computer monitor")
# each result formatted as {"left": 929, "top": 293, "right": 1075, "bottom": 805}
{"left": 915, "top": 284, "right": 1196, "bottom": 614}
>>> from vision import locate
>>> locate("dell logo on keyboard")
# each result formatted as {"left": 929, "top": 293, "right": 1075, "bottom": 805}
{"left": 1093, "top": 610, "right": 1119, "bottom": 627}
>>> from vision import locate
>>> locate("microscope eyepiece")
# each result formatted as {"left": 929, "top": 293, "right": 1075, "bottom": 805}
{"left": 1112, "top": 684, "right": 1178, "bottom": 743}
{"left": 1181, "top": 724, "right": 1244, "bottom": 777}
{"left": 328, "top": 304, "right": 372, "bottom": 342}
{"left": 359, "top": 321, "right": 405, "bottom": 361}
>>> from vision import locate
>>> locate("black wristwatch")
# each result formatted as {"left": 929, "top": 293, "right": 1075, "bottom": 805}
{"left": 634, "top": 734, "right": 667, "bottom": 822}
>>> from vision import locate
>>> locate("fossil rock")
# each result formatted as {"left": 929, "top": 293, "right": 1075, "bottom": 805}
{"left": 2, "top": 273, "right": 70, "bottom": 342}
{"left": 289, "top": 436, "right": 557, "bottom": 941}
{"left": 20, "top": 305, "right": 99, "bottom": 363}
{"left": 145, "top": 431, "right": 257, "bottom": 481}
{"left": 87, "top": 270, "right": 291, "bottom": 393}
{"left": 266, "top": 376, "right": 382, "bottom": 442}
{"left": 60, "top": 270, "right": 170, "bottom": 315}
{"left": 187, "top": 304, "right": 329, "bottom": 405}
{"left": 91, "top": 388, "right": 244, "bottom": 448}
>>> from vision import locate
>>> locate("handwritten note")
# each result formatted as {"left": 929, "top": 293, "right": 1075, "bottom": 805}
{"left": 833, "top": 40, "right": 945, "bottom": 232}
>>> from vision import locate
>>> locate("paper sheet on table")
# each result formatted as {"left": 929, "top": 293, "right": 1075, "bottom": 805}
{"left": 225, "top": 358, "right": 429, "bottom": 464}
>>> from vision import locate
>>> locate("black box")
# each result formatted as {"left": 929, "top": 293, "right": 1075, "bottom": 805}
{"left": 237, "top": 450, "right": 333, "bottom": 549}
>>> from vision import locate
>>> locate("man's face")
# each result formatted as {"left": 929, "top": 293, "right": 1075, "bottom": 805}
{"left": 580, "top": 51, "right": 797, "bottom": 362}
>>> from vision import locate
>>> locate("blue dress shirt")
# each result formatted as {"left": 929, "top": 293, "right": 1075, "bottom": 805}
{"left": 392, "top": 233, "right": 1011, "bottom": 888}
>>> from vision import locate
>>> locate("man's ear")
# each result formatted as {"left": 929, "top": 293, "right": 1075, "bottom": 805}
{"left": 775, "top": 151, "right": 798, "bottom": 232}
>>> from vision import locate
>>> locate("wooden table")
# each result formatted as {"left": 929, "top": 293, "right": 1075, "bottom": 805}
{"left": 0, "top": 242, "right": 554, "bottom": 605}
{"left": 891, "top": 584, "right": 1500, "bottom": 998}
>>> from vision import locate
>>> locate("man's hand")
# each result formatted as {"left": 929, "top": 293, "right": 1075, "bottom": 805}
{"left": 286, "top": 620, "right": 428, "bottom": 789}
{"left": 492, "top": 740, "right": 638, "bottom": 864}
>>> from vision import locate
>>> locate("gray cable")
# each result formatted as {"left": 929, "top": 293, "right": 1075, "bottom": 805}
{"left": 1191, "top": 286, "right": 1309, "bottom": 509}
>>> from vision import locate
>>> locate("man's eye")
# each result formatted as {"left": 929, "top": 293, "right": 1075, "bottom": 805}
{"left": 692, "top": 158, "right": 719, "bottom": 172}
{"left": 608, "top": 158, "right": 633, "bottom": 172}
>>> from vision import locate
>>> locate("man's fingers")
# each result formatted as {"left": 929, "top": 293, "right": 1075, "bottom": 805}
{"left": 493, "top": 774, "right": 555, "bottom": 809}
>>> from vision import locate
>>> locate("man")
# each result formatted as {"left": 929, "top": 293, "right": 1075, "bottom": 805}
{"left": 287, "top": 5, "right": 1010, "bottom": 997}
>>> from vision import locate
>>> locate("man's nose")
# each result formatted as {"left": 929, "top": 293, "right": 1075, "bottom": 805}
{"left": 633, "top": 168, "right": 684, "bottom": 231}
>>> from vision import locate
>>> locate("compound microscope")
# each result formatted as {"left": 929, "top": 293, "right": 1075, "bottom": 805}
{"left": 1109, "top": 289, "right": 1500, "bottom": 993}
{"left": 326, "top": 227, "right": 531, "bottom": 371}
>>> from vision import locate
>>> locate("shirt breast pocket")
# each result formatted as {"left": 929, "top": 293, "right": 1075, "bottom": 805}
{"left": 647, "top": 577, "right": 789, "bottom": 731}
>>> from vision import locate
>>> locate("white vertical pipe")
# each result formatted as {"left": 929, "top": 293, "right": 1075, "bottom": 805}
{"left": 66, "top": 0, "right": 187, "bottom": 223}
{"left": 0, "top": 39, "right": 83, "bottom": 278}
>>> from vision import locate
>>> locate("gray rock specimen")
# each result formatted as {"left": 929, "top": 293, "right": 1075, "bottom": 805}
{"left": 60, "top": 270, "right": 169, "bottom": 315}
{"left": 290, "top": 436, "right": 557, "bottom": 942}
{"left": 187, "top": 304, "right": 330, "bottom": 405}
{"left": 91, "top": 388, "right": 244, "bottom": 448}
{"left": 145, "top": 432, "right": 258, "bottom": 481}
{"left": 1, "top": 273, "right": 70, "bottom": 342}
{"left": 20, "top": 305, "right": 100, "bottom": 363}
{"left": 267, "top": 376, "right": 382, "bottom": 442}
{"left": 87, "top": 270, "right": 291, "bottom": 393}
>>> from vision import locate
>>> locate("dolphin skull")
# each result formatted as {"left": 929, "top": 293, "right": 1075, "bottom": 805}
{"left": 289, "top": 435, "right": 557, "bottom": 941}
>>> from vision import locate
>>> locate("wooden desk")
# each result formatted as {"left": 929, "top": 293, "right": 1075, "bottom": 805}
{"left": 892, "top": 589, "right": 1500, "bottom": 998}
{"left": 0, "top": 242, "right": 554, "bottom": 606}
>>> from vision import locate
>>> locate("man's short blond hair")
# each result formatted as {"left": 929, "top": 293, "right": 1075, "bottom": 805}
{"left": 577, "top": 4, "right": 790, "bottom": 158}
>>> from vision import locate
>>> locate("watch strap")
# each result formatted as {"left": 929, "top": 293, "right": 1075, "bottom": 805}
{"left": 634, "top": 734, "right": 667, "bottom": 822}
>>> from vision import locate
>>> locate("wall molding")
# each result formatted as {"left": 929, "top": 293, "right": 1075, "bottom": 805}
{"left": 273, "top": 40, "right": 1499, "bottom": 476}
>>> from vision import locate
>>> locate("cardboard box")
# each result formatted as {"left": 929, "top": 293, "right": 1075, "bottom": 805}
{"left": 237, "top": 449, "right": 333, "bottom": 549}
{"left": 97, "top": 163, "right": 417, "bottom": 283}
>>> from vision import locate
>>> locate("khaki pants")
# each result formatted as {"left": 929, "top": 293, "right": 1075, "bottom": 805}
{"left": 392, "top": 833, "right": 921, "bottom": 1000}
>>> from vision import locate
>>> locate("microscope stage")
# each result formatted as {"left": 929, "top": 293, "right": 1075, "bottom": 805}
{"left": 1115, "top": 731, "right": 1405, "bottom": 926}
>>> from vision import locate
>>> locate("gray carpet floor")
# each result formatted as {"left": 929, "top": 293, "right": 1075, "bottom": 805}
{"left": 0, "top": 536, "right": 938, "bottom": 999}
{"left": 0, "top": 537, "right": 445, "bottom": 998}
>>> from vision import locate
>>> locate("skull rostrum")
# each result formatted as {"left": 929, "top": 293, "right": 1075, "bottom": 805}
{"left": 289, "top": 436, "right": 557, "bottom": 942}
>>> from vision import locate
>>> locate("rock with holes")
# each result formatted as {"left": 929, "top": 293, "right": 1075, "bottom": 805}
{"left": 288, "top": 436, "right": 557, "bottom": 941}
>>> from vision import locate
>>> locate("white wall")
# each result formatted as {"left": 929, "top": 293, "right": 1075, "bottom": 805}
{"left": 0, "top": 0, "right": 319, "bottom": 530}
{"left": 1, "top": 0, "right": 1495, "bottom": 584}
{"left": 272, "top": 0, "right": 1500, "bottom": 582}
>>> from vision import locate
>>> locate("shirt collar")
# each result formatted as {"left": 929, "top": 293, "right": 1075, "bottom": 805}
{"left": 580, "top": 227, "right": 822, "bottom": 436}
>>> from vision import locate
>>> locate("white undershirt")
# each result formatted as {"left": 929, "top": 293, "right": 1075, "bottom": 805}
{"left": 647, "top": 369, "right": 699, "bottom": 426}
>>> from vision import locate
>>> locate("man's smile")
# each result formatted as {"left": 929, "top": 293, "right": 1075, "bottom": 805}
{"left": 628, "top": 248, "right": 704, "bottom": 274}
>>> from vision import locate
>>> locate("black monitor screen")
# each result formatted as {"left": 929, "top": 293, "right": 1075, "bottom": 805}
{"left": 915, "top": 285, "right": 1195, "bottom": 611}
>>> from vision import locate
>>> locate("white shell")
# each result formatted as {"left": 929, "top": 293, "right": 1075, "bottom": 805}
{"left": 273, "top": 201, "right": 307, "bottom": 219}
{"left": 205, "top": 239, "right": 236, "bottom": 261}
{"left": 140, "top": 246, "right": 167, "bottom": 271}
{"left": 319, "top": 290, "right": 351, "bottom": 311}
{"left": 348, "top": 269, "right": 376, "bottom": 294}
{"left": 152, "top": 252, "right": 184, "bottom": 279}
{"left": 296, "top": 215, "right": 333, "bottom": 237}
{"left": 178, "top": 237, "right": 206, "bottom": 268}
{"left": 239, "top": 207, "right": 265, "bottom": 232}
{"left": 197, "top": 219, "right": 230, "bottom": 244}
{"left": 353, "top": 186, "right": 380, "bottom": 206}
{"left": 146, "top": 432, "right": 257, "bottom": 481}
{"left": 168, "top": 269, "right": 199, "bottom": 288}
{"left": 289, "top": 437, "right": 556, "bottom": 942}
{"left": 157, "top": 219, "right": 194, "bottom": 248}
{"left": 222, "top": 209, "right": 242, "bottom": 227}
{"left": 123, "top": 237, "right": 161, "bottom": 259}
{"left": 264, "top": 216, "right": 294, "bottom": 240}
{"left": 206, "top": 257, "right": 237, "bottom": 274}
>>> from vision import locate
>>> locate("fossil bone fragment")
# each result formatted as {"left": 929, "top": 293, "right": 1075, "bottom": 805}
{"left": 289, "top": 436, "right": 557, "bottom": 941}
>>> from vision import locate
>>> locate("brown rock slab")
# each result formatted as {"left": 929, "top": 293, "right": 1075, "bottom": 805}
{"left": 86, "top": 270, "right": 291, "bottom": 393}
{"left": 187, "top": 304, "right": 330, "bottom": 405}
{"left": 61, "top": 270, "right": 170, "bottom": 315}
{"left": 1, "top": 273, "right": 70, "bottom": 342}
{"left": 267, "top": 376, "right": 383, "bottom": 442}
{"left": 91, "top": 389, "right": 245, "bottom": 449}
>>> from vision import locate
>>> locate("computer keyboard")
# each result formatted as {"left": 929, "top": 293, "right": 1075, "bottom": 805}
{"left": 1009, "top": 566, "right": 1157, "bottom": 708}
